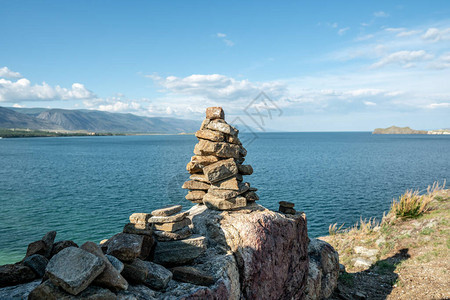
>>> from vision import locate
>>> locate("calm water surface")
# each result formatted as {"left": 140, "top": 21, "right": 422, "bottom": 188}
{"left": 0, "top": 132, "right": 448, "bottom": 264}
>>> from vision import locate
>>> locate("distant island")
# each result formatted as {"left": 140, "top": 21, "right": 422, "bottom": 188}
{"left": 373, "top": 126, "right": 450, "bottom": 135}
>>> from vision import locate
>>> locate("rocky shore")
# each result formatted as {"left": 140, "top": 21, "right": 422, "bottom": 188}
{"left": 0, "top": 107, "right": 340, "bottom": 299}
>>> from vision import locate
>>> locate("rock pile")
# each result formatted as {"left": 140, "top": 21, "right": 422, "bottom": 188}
{"left": 183, "top": 107, "right": 259, "bottom": 210}
{"left": 279, "top": 201, "right": 296, "bottom": 214}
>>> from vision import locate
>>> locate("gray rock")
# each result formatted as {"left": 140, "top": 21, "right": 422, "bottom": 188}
{"left": 0, "top": 279, "right": 40, "bottom": 299}
{"left": 194, "top": 140, "right": 242, "bottom": 159}
{"left": 353, "top": 257, "right": 373, "bottom": 269}
{"left": 353, "top": 246, "right": 379, "bottom": 257}
{"left": 211, "top": 176, "right": 241, "bottom": 190}
{"left": 106, "top": 254, "right": 124, "bottom": 273}
{"left": 195, "top": 129, "right": 225, "bottom": 142}
{"left": 243, "top": 190, "right": 259, "bottom": 202}
{"left": 122, "top": 259, "right": 172, "bottom": 290}
{"left": 129, "top": 213, "right": 152, "bottom": 224}
{"left": 153, "top": 227, "right": 193, "bottom": 242}
{"left": 208, "top": 182, "right": 249, "bottom": 199}
{"left": 153, "top": 218, "right": 191, "bottom": 232}
{"left": 51, "top": 240, "right": 79, "bottom": 257}
{"left": 171, "top": 266, "right": 214, "bottom": 286}
{"left": 0, "top": 264, "right": 36, "bottom": 288}
{"left": 238, "top": 164, "right": 253, "bottom": 175}
{"left": 203, "top": 194, "right": 247, "bottom": 211}
{"left": 151, "top": 205, "right": 182, "bottom": 217}
{"left": 45, "top": 247, "right": 105, "bottom": 295}
{"left": 25, "top": 240, "right": 47, "bottom": 258}
{"left": 42, "top": 231, "right": 57, "bottom": 258}
{"left": 23, "top": 254, "right": 49, "bottom": 277}
{"left": 117, "top": 284, "right": 159, "bottom": 300}
{"left": 28, "top": 279, "right": 115, "bottom": 300}
{"left": 181, "top": 180, "right": 210, "bottom": 190}
{"left": 123, "top": 223, "right": 153, "bottom": 236}
{"left": 148, "top": 211, "right": 188, "bottom": 224}
{"left": 203, "top": 158, "right": 238, "bottom": 183}
{"left": 81, "top": 241, "right": 128, "bottom": 291}
{"left": 106, "top": 233, "right": 153, "bottom": 262}
{"left": 205, "top": 119, "right": 238, "bottom": 136}
{"left": 205, "top": 106, "right": 225, "bottom": 120}
{"left": 306, "top": 238, "right": 339, "bottom": 300}
{"left": 279, "top": 201, "right": 295, "bottom": 208}
{"left": 185, "top": 190, "right": 206, "bottom": 202}
{"left": 153, "top": 235, "right": 207, "bottom": 266}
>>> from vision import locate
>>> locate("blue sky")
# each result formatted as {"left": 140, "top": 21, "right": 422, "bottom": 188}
{"left": 1, "top": 1, "right": 449, "bottom": 131}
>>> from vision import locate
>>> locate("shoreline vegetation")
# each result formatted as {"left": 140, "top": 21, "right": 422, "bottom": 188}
{"left": 322, "top": 182, "right": 449, "bottom": 299}
{"left": 373, "top": 125, "right": 450, "bottom": 135}
{"left": 0, "top": 128, "right": 195, "bottom": 138}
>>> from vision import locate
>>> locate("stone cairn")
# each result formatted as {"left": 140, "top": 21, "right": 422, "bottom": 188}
{"left": 182, "top": 107, "right": 259, "bottom": 210}
{"left": 279, "top": 201, "right": 296, "bottom": 214}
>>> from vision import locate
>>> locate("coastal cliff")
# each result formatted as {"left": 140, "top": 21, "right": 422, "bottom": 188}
{"left": 373, "top": 126, "right": 427, "bottom": 134}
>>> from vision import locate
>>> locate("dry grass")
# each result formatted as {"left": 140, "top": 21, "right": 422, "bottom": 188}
{"left": 386, "top": 181, "right": 446, "bottom": 222}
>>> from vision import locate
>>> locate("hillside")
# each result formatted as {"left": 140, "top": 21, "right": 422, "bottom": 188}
{"left": 0, "top": 107, "right": 201, "bottom": 134}
{"left": 373, "top": 126, "right": 428, "bottom": 134}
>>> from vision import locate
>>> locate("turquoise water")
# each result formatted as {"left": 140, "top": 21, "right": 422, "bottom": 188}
{"left": 0, "top": 133, "right": 448, "bottom": 264}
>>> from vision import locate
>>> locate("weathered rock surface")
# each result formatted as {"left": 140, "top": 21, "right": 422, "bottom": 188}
{"left": 42, "top": 231, "right": 57, "bottom": 258}
{"left": 28, "top": 279, "right": 115, "bottom": 300}
{"left": 205, "top": 119, "right": 238, "bottom": 136}
{"left": 185, "top": 190, "right": 206, "bottom": 202}
{"left": 195, "top": 129, "right": 225, "bottom": 142}
{"left": 106, "top": 233, "right": 153, "bottom": 262}
{"left": 194, "top": 140, "right": 242, "bottom": 159}
{"left": 105, "top": 254, "right": 124, "bottom": 273}
{"left": 189, "top": 203, "right": 309, "bottom": 299}
{"left": 129, "top": 213, "right": 151, "bottom": 224}
{"left": 45, "top": 247, "right": 105, "bottom": 295}
{"left": 182, "top": 180, "right": 210, "bottom": 190}
{"left": 171, "top": 266, "right": 215, "bottom": 286}
{"left": 153, "top": 227, "right": 193, "bottom": 242}
{"left": 203, "top": 158, "right": 238, "bottom": 183}
{"left": 208, "top": 182, "right": 249, "bottom": 199}
{"left": 0, "top": 279, "right": 41, "bottom": 299}
{"left": 153, "top": 235, "right": 207, "bottom": 266}
{"left": 151, "top": 205, "right": 182, "bottom": 217}
{"left": 149, "top": 211, "right": 189, "bottom": 223}
{"left": 0, "top": 263, "right": 36, "bottom": 288}
{"left": 203, "top": 194, "right": 247, "bottom": 210}
{"left": 206, "top": 106, "right": 225, "bottom": 120}
{"left": 123, "top": 222, "right": 153, "bottom": 236}
{"left": 153, "top": 218, "right": 191, "bottom": 232}
{"left": 23, "top": 254, "right": 49, "bottom": 277}
{"left": 80, "top": 242, "right": 128, "bottom": 292}
{"left": 51, "top": 240, "right": 79, "bottom": 257}
{"left": 186, "top": 155, "right": 220, "bottom": 173}
{"left": 189, "top": 173, "right": 209, "bottom": 183}
{"left": 305, "top": 238, "right": 339, "bottom": 300}
{"left": 122, "top": 259, "right": 172, "bottom": 290}
{"left": 238, "top": 164, "right": 253, "bottom": 175}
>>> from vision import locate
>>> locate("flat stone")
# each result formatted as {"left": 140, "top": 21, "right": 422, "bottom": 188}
{"left": 154, "top": 218, "right": 191, "bottom": 232}
{"left": 151, "top": 205, "right": 182, "bottom": 217}
{"left": 195, "top": 129, "right": 225, "bottom": 142}
{"left": 205, "top": 119, "right": 238, "bottom": 136}
{"left": 203, "top": 195, "right": 247, "bottom": 211}
{"left": 0, "top": 279, "right": 41, "bottom": 299}
{"left": 243, "top": 191, "right": 259, "bottom": 202}
{"left": 105, "top": 254, "right": 124, "bottom": 273}
{"left": 182, "top": 180, "right": 210, "bottom": 190}
{"left": 116, "top": 284, "right": 159, "bottom": 300}
{"left": 200, "top": 118, "right": 210, "bottom": 130}
{"left": 185, "top": 190, "right": 206, "bottom": 201}
{"left": 208, "top": 182, "right": 250, "bottom": 200}
{"left": 203, "top": 158, "right": 238, "bottom": 183}
{"left": 171, "top": 266, "right": 215, "bottom": 286}
{"left": 106, "top": 233, "right": 154, "bottom": 262}
{"left": 238, "top": 164, "right": 253, "bottom": 175}
{"left": 122, "top": 259, "right": 172, "bottom": 290}
{"left": 149, "top": 211, "right": 188, "bottom": 223}
{"left": 153, "top": 226, "right": 193, "bottom": 242}
{"left": 189, "top": 173, "right": 208, "bottom": 182}
{"left": 45, "top": 247, "right": 105, "bottom": 295}
{"left": 186, "top": 155, "right": 220, "bottom": 174}
{"left": 353, "top": 257, "right": 373, "bottom": 269}
{"left": 81, "top": 242, "right": 128, "bottom": 292}
{"left": 353, "top": 246, "right": 379, "bottom": 257}
{"left": 123, "top": 223, "right": 153, "bottom": 236}
{"left": 0, "top": 264, "right": 36, "bottom": 288}
{"left": 51, "top": 240, "right": 78, "bottom": 257}
{"left": 206, "top": 107, "right": 225, "bottom": 120}
{"left": 249, "top": 187, "right": 257, "bottom": 191}
{"left": 279, "top": 201, "right": 295, "bottom": 208}
{"left": 28, "top": 280, "right": 115, "bottom": 300}
{"left": 194, "top": 140, "right": 242, "bottom": 159}
{"left": 129, "top": 213, "right": 152, "bottom": 224}
{"left": 23, "top": 254, "right": 48, "bottom": 277}
{"left": 211, "top": 176, "right": 241, "bottom": 190}
{"left": 279, "top": 207, "right": 296, "bottom": 214}
{"left": 153, "top": 235, "right": 207, "bottom": 266}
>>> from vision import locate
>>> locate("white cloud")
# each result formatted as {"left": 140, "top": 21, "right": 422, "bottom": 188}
{"left": 12, "top": 103, "right": 24, "bottom": 108}
{"left": 427, "top": 102, "right": 450, "bottom": 109}
{"left": 396, "top": 30, "right": 422, "bottom": 37}
{"left": 98, "top": 101, "right": 141, "bottom": 112}
{"left": 428, "top": 52, "right": 450, "bottom": 69}
{"left": 0, "top": 67, "right": 22, "bottom": 78}
{"left": 0, "top": 77, "right": 95, "bottom": 102}
{"left": 371, "top": 50, "right": 433, "bottom": 68}
{"left": 374, "top": 11, "right": 389, "bottom": 18}
{"left": 421, "top": 27, "right": 450, "bottom": 42}
{"left": 215, "top": 32, "right": 234, "bottom": 47}
{"left": 364, "top": 101, "right": 377, "bottom": 106}
{"left": 338, "top": 27, "right": 350, "bottom": 36}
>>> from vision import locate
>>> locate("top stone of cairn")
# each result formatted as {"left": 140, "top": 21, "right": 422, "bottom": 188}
{"left": 206, "top": 107, "right": 225, "bottom": 120}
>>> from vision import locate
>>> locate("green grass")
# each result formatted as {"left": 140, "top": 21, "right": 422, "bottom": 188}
{"left": 374, "top": 261, "right": 396, "bottom": 274}
{"left": 420, "top": 228, "right": 434, "bottom": 235}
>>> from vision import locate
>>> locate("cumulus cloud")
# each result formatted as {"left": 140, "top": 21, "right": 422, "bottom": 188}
{"left": 427, "top": 102, "right": 450, "bottom": 108}
{"left": 0, "top": 76, "right": 95, "bottom": 102}
{"left": 428, "top": 52, "right": 450, "bottom": 69}
{"left": 0, "top": 67, "right": 22, "bottom": 78}
{"left": 371, "top": 50, "right": 433, "bottom": 68}
{"left": 421, "top": 27, "right": 450, "bottom": 42}
{"left": 215, "top": 32, "right": 234, "bottom": 46}
{"left": 396, "top": 30, "right": 422, "bottom": 37}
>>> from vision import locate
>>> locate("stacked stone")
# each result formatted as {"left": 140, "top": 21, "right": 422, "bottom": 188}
{"left": 279, "top": 201, "right": 296, "bottom": 214}
{"left": 182, "top": 107, "right": 259, "bottom": 210}
{"left": 149, "top": 205, "right": 192, "bottom": 242}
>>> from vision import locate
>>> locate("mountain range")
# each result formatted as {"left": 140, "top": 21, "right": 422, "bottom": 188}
{"left": 0, "top": 106, "right": 201, "bottom": 134}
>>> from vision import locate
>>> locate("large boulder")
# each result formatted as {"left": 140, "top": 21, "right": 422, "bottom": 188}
{"left": 153, "top": 235, "right": 207, "bottom": 266}
{"left": 305, "top": 238, "right": 339, "bottom": 300}
{"left": 122, "top": 259, "right": 172, "bottom": 290}
{"left": 106, "top": 233, "right": 154, "bottom": 262}
{"left": 45, "top": 247, "right": 105, "bottom": 295}
{"left": 23, "top": 254, "right": 49, "bottom": 277}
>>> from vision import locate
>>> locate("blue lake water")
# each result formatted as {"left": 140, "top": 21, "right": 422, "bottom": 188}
{"left": 0, "top": 132, "right": 449, "bottom": 264}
